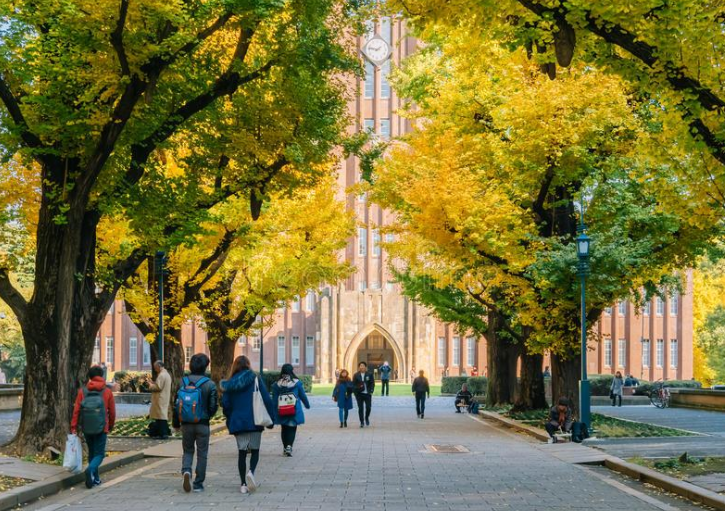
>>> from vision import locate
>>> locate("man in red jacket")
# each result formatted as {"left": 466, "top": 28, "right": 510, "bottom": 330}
{"left": 71, "top": 366, "right": 116, "bottom": 488}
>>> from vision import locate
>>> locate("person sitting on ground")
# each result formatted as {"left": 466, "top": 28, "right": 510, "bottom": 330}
{"left": 455, "top": 384, "right": 474, "bottom": 413}
{"left": 545, "top": 397, "right": 573, "bottom": 443}
{"left": 624, "top": 374, "right": 639, "bottom": 387}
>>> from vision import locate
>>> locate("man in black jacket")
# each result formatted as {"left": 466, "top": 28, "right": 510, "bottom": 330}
{"left": 455, "top": 384, "right": 473, "bottom": 413}
{"left": 352, "top": 362, "right": 375, "bottom": 427}
{"left": 412, "top": 370, "right": 430, "bottom": 419}
{"left": 174, "top": 353, "right": 218, "bottom": 493}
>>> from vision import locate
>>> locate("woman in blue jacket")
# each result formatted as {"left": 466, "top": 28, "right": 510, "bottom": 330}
{"left": 221, "top": 355, "right": 275, "bottom": 495}
{"left": 332, "top": 369, "right": 353, "bottom": 428}
{"left": 272, "top": 363, "right": 310, "bottom": 458}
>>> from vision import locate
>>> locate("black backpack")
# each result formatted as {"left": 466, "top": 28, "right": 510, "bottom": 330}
{"left": 80, "top": 388, "right": 106, "bottom": 435}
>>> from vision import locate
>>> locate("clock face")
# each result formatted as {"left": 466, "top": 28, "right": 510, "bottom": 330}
{"left": 363, "top": 36, "right": 390, "bottom": 65}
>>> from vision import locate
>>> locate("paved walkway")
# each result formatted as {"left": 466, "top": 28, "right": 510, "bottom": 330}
{"left": 22, "top": 397, "right": 706, "bottom": 511}
{"left": 592, "top": 405, "right": 725, "bottom": 436}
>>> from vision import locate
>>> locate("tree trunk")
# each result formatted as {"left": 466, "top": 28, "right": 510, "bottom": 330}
{"left": 485, "top": 310, "right": 520, "bottom": 407}
{"left": 514, "top": 348, "right": 548, "bottom": 411}
{"left": 550, "top": 351, "right": 581, "bottom": 414}
{"left": 207, "top": 333, "right": 237, "bottom": 386}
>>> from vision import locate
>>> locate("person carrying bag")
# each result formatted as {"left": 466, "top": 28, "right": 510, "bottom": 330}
{"left": 272, "top": 364, "right": 310, "bottom": 457}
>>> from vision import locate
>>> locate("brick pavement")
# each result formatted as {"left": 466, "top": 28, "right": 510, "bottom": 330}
{"left": 23, "top": 397, "right": 708, "bottom": 511}
{"left": 592, "top": 405, "right": 725, "bottom": 437}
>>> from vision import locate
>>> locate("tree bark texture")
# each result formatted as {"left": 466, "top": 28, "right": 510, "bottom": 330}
{"left": 485, "top": 310, "right": 521, "bottom": 407}
{"left": 514, "top": 349, "right": 548, "bottom": 411}
{"left": 550, "top": 351, "right": 581, "bottom": 415}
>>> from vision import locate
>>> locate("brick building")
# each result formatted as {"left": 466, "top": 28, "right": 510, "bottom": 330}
{"left": 93, "top": 18, "right": 694, "bottom": 383}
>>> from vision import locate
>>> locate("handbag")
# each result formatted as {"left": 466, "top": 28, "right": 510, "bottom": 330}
{"left": 252, "top": 377, "right": 273, "bottom": 427}
{"left": 278, "top": 392, "right": 297, "bottom": 417}
{"left": 63, "top": 434, "right": 82, "bottom": 474}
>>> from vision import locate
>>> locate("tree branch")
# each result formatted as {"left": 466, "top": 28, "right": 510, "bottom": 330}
{"left": 0, "top": 73, "right": 45, "bottom": 152}
{"left": 110, "top": 0, "right": 131, "bottom": 77}
{"left": 0, "top": 269, "right": 28, "bottom": 324}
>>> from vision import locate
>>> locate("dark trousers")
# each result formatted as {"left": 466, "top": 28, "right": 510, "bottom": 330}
{"left": 455, "top": 399, "right": 471, "bottom": 412}
{"left": 611, "top": 394, "right": 622, "bottom": 406}
{"left": 281, "top": 425, "right": 297, "bottom": 447}
{"left": 181, "top": 423, "right": 210, "bottom": 484}
{"left": 381, "top": 380, "right": 389, "bottom": 396}
{"left": 83, "top": 432, "right": 107, "bottom": 481}
{"left": 356, "top": 393, "right": 372, "bottom": 424}
{"left": 151, "top": 419, "right": 170, "bottom": 438}
{"left": 545, "top": 422, "right": 559, "bottom": 438}
{"left": 415, "top": 392, "right": 427, "bottom": 416}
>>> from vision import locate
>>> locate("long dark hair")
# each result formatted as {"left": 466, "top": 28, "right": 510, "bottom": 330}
{"left": 229, "top": 355, "right": 251, "bottom": 380}
{"left": 337, "top": 369, "right": 350, "bottom": 385}
{"left": 279, "top": 363, "right": 297, "bottom": 380}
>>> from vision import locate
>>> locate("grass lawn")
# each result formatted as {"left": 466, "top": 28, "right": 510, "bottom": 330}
{"left": 630, "top": 456, "right": 725, "bottom": 478}
{"left": 311, "top": 382, "right": 442, "bottom": 397}
{"left": 504, "top": 409, "right": 694, "bottom": 438}
{"left": 112, "top": 413, "right": 225, "bottom": 438}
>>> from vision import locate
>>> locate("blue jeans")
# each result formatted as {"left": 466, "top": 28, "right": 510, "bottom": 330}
{"left": 84, "top": 432, "right": 107, "bottom": 481}
{"left": 338, "top": 408, "right": 349, "bottom": 423}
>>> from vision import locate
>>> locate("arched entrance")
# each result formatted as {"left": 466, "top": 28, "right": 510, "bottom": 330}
{"left": 344, "top": 323, "right": 405, "bottom": 381}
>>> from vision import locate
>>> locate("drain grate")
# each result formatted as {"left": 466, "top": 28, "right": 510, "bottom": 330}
{"left": 425, "top": 444, "right": 469, "bottom": 453}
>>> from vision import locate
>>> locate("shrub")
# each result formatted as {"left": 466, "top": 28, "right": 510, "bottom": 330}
{"left": 466, "top": 376, "right": 488, "bottom": 396}
{"left": 114, "top": 371, "right": 151, "bottom": 393}
{"left": 589, "top": 374, "right": 614, "bottom": 396}
{"left": 634, "top": 379, "right": 702, "bottom": 396}
{"left": 441, "top": 376, "right": 468, "bottom": 394}
{"left": 259, "top": 371, "right": 313, "bottom": 394}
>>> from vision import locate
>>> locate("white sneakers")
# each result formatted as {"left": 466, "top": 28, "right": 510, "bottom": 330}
{"left": 240, "top": 484, "right": 249, "bottom": 494}
{"left": 283, "top": 445, "right": 293, "bottom": 457}
{"left": 245, "top": 471, "right": 258, "bottom": 492}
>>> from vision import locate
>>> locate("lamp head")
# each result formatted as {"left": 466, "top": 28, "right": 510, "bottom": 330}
{"left": 576, "top": 232, "right": 591, "bottom": 258}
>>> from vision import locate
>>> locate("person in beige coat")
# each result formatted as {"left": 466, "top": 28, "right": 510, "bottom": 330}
{"left": 149, "top": 361, "right": 172, "bottom": 438}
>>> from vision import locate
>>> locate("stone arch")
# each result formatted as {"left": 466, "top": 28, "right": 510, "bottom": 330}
{"left": 343, "top": 322, "right": 405, "bottom": 376}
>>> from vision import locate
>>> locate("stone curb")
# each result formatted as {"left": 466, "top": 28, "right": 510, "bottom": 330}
{"left": 478, "top": 410, "right": 725, "bottom": 511}
{"left": 0, "top": 450, "right": 144, "bottom": 511}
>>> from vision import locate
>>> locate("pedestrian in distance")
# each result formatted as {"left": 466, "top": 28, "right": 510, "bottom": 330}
{"left": 455, "top": 383, "right": 473, "bottom": 413}
{"left": 100, "top": 361, "right": 108, "bottom": 382}
{"left": 221, "top": 355, "right": 275, "bottom": 495}
{"left": 379, "top": 360, "right": 392, "bottom": 396}
{"left": 148, "top": 361, "right": 172, "bottom": 438}
{"left": 412, "top": 370, "right": 430, "bottom": 419}
{"left": 471, "top": 366, "right": 478, "bottom": 377}
{"left": 272, "top": 363, "right": 310, "bottom": 457}
{"left": 409, "top": 367, "right": 415, "bottom": 381}
{"left": 545, "top": 397, "right": 573, "bottom": 443}
{"left": 70, "top": 365, "right": 116, "bottom": 489}
{"left": 173, "top": 353, "right": 218, "bottom": 493}
{"left": 332, "top": 369, "right": 354, "bottom": 428}
{"left": 353, "top": 361, "right": 375, "bottom": 427}
{"left": 610, "top": 371, "right": 624, "bottom": 407}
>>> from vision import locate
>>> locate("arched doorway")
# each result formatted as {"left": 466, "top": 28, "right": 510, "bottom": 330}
{"left": 344, "top": 323, "right": 405, "bottom": 381}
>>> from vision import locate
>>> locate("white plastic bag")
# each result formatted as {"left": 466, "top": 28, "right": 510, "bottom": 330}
{"left": 63, "top": 434, "right": 82, "bottom": 474}
{"left": 252, "top": 377, "right": 273, "bottom": 427}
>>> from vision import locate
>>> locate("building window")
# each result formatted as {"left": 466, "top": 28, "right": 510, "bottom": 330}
{"left": 617, "top": 339, "right": 626, "bottom": 368}
{"left": 604, "top": 307, "right": 612, "bottom": 316}
{"left": 105, "top": 337, "right": 114, "bottom": 366}
{"left": 292, "top": 336, "right": 300, "bottom": 366}
{"left": 437, "top": 337, "right": 446, "bottom": 367}
{"left": 467, "top": 337, "right": 476, "bottom": 366}
{"left": 380, "top": 16, "right": 391, "bottom": 43}
{"left": 644, "top": 301, "right": 651, "bottom": 316}
{"left": 604, "top": 339, "right": 612, "bottom": 367}
{"left": 292, "top": 297, "right": 301, "bottom": 312}
{"left": 656, "top": 339, "right": 664, "bottom": 368}
{"left": 306, "top": 292, "right": 315, "bottom": 312}
{"left": 452, "top": 337, "right": 460, "bottom": 366}
{"left": 364, "top": 61, "right": 374, "bottom": 99}
{"left": 107, "top": 302, "right": 114, "bottom": 315}
{"left": 305, "top": 336, "right": 314, "bottom": 366}
{"left": 380, "top": 61, "right": 390, "bottom": 99}
{"left": 670, "top": 293, "right": 678, "bottom": 316}
{"left": 385, "top": 233, "right": 395, "bottom": 243}
{"left": 380, "top": 118, "right": 390, "bottom": 139}
{"left": 129, "top": 337, "right": 138, "bottom": 366}
{"left": 252, "top": 337, "right": 261, "bottom": 351}
{"left": 370, "top": 281, "right": 381, "bottom": 289}
{"left": 142, "top": 340, "right": 151, "bottom": 366}
{"left": 237, "top": 335, "right": 246, "bottom": 346}
{"left": 670, "top": 339, "right": 678, "bottom": 368}
{"left": 656, "top": 297, "right": 664, "bottom": 316}
{"left": 93, "top": 337, "right": 101, "bottom": 365}
{"left": 359, "top": 280, "right": 367, "bottom": 291}
{"left": 363, "top": 118, "right": 374, "bottom": 134}
{"left": 642, "top": 339, "right": 650, "bottom": 368}
{"left": 385, "top": 281, "right": 395, "bottom": 291}
{"left": 372, "top": 229, "right": 381, "bottom": 256}
{"left": 618, "top": 301, "right": 627, "bottom": 316}
{"left": 185, "top": 346, "right": 192, "bottom": 365}
{"left": 277, "top": 336, "right": 286, "bottom": 366}
{"left": 359, "top": 227, "right": 367, "bottom": 256}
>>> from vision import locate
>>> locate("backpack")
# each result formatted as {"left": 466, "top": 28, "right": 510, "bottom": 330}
{"left": 277, "top": 388, "right": 298, "bottom": 417}
{"left": 176, "top": 376, "right": 210, "bottom": 424}
{"left": 80, "top": 388, "right": 106, "bottom": 435}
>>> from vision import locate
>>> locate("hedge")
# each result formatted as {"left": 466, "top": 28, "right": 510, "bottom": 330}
{"left": 113, "top": 371, "right": 152, "bottom": 393}
{"left": 441, "top": 376, "right": 488, "bottom": 395}
{"left": 259, "top": 371, "right": 313, "bottom": 394}
{"left": 634, "top": 379, "right": 702, "bottom": 396}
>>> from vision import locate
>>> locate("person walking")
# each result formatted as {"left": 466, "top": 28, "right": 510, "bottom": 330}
{"left": 173, "top": 353, "right": 218, "bottom": 493}
{"left": 221, "top": 356, "right": 275, "bottom": 495}
{"left": 379, "top": 361, "right": 392, "bottom": 396}
{"left": 412, "top": 370, "right": 430, "bottom": 419}
{"left": 332, "top": 369, "right": 354, "bottom": 427}
{"left": 272, "top": 364, "right": 310, "bottom": 457}
{"left": 70, "top": 365, "right": 116, "bottom": 488}
{"left": 149, "top": 361, "right": 172, "bottom": 438}
{"left": 353, "top": 362, "right": 375, "bottom": 427}
{"left": 610, "top": 371, "right": 624, "bottom": 407}
{"left": 100, "top": 361, "right": 108, "bottom": 382}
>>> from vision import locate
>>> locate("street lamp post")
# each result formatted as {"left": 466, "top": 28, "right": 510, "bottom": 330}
{"left": 258, "top": 315, "right": 265, "bottom": 376}
{"left": 576, "top": 219, "right": 592, "bottom": 432}
{"left": 155, "top": 251, "right": 167, "bottom": 364}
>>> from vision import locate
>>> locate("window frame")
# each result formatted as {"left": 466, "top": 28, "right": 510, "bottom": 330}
{"left": 437, "top": 337, "right": 446, "bottom": 367}
{"left": 277, "top": 335, "right": 286, "bottom": 366}
{"left": 305, "top": 336, "right": 315, "bottom": 367}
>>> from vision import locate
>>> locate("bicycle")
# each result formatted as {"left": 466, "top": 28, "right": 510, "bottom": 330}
{"left": 649, "top": 380, "right": 670, "bottom": 408}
